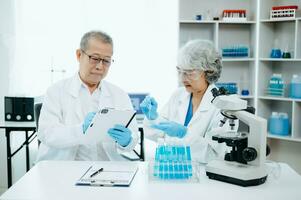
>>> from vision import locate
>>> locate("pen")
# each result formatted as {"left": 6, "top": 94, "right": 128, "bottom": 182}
{"left": 90, "top": 168, "right": 103, "bottom": 178}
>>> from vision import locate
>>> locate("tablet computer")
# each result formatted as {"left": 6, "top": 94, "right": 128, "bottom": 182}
{"left": 80, "top": 108, "right": 136, "bottom": 145}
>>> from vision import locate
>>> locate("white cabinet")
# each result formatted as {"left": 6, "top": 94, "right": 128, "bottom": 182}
{"left": 179, "top": 0, "right": 301, "bottom": 142}
{"left": 179, "top": 0, "right": 258, "bottom": 110}
{"left": 179, "top": 0, "right": 301, "bottom": 173}
{"left": 179, "top": 0, "right": 258, "bottom": 107}
{"left": 258, "top": 0, "right": 301, "bottom": 143}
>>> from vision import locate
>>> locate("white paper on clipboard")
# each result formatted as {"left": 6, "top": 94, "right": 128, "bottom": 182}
{"left": 80, "top": 108, "right": 136, "bottom": 145}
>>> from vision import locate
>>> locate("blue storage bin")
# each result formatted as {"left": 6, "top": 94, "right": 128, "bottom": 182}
{"left": 268, "top": 112, "right": 290, "bottom": 136}
{"left": 290, "top": 83, "right": 301, "bottom": 98}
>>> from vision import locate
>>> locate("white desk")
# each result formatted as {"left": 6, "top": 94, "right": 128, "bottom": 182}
{"left": 1, "top": 161, "right": 300, "bottom": 200}
{"left": 0, "top": 121, "right": 36, "bottom": 188}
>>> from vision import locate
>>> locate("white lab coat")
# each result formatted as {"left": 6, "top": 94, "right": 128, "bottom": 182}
{"left": 36, "top": 74, "right": 138, "bottom": 162}
{"left": 144, "top": 84, "right": 230, "bottom": 163}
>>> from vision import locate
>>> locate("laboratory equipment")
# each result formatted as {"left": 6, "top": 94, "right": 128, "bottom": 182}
{"left": 270, "top": 48, "right": 282, "bottom": 58}
{"left": 290, "top": 74, "right": 301, "bottom": 98}
{"left": 4, "top": 97, "right": 35, "bottom": 121}
{"left": 222, "top": 10, "right": 247, "bottom": 22}
{"left": 240, "top": 74, "right": 250, "bottom": 96}
{"left": 270, "top": 5, "right": 298, "bottom": 20}
{"left": 205, "top": 9, "right": 211, "bottom": 20}
{"left": 241, "top": 90, "right": 249, "bottom": 96}
{"left": 206, "top": 88, "right": 268, "bottom": 186}
{"left": 282, "top": 51, "right": 291, "bottom": 58}
{"left": 128, "top": 93, "right": 149, "bottom": 120}
{"left": 140, "top": 96, "right": 158, "bottom": 120}
{"left": 268, "top": 112, "right": 290, "bottom": 136}
{"left": 267, "top": 74, "right": 284, "bottom": 96}
{"left": 195, "top": 14, "right": 202, "bottom": 20}
{"left": 222, "top": 45, "right": 249, "bottom": 57}
{"left": 215, "top": 82, "right": 238, "bottom": 94}
{"left": 150, "top": 140, "right": 199, "bottom": 182}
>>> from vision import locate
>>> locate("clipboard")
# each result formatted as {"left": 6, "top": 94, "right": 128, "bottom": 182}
{"left": 75, "top": 163, "right": 138, "bottom": 187}
{"left": 80, "top": 108, "right": 136, "bottom": 145}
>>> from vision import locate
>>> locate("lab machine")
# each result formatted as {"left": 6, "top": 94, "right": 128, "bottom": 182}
{"left": 205, "top": 88, "right": 268, "bottom": 186}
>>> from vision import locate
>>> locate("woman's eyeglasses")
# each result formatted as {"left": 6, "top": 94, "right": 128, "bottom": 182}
{"left": 176, "top": 66, "right": 202, "bottom": 80}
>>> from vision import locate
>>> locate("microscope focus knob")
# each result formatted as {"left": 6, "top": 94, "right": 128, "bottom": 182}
{"left": 242, "top": 147, "right": 257, "bottom": 162}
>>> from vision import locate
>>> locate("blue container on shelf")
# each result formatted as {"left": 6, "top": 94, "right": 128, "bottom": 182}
{"left": 216, "top": 82, "right": 238, "bottom": 94}
{"left": 290, "top": 74, "right": 301, "bottom": 98}
{"left": 268, "top": 112, "right": 290, "bottom": 136}
{"left": 270, "top": 48, "right": 282, "bottom": 58}
{"left": 222, "top": 45, "right": 249, "bottom": 57}
{"left": 267, "top": 74, "right": 284, "bottom": 96}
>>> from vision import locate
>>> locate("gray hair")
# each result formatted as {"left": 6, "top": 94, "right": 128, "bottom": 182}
{"left": 177, "top": 40, "right": 222, "bottom": 84}
{"left": 80, "top": 30, "right": 113, "bottom": 51}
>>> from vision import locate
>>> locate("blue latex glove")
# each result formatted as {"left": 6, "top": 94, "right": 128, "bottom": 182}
{"left": 151, "top": 121, "right": 187, "bottom": 138}
{"left": 140, "top": 96, "right": 158, "bottom": 120}
{"left": 82, "top": 112, "right": 96, "bottom": 134}
{"left": 107, "top": 124, "right": 132, "bottom": 147}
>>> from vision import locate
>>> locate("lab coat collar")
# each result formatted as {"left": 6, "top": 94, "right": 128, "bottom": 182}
{"left": 198, "top": 84, "right": 216, "bottom": 112}
{"left": 184, "top": 84, "right": 216, "bottom": 126}
{"left": 178, "top": 84, "right": 216, "bottom": 113}
{"left": 68, "top": 73, "right": 111, "bottom": 98}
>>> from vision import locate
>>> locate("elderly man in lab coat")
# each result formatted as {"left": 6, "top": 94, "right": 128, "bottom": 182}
{"left": 141, "top": 40, "right": 230, "bottom": 163}
{"left": 36, "top": 30, "right": 138, "bottom": 161}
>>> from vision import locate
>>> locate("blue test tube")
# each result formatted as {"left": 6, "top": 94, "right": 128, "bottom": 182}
{"left": 166, "top": 145, "right": 174, "bottom": 179}
{"left": 158, "top": 145, "right": 165, "bottom": 179}
{"left": 173, "top": 146, "right": 180, "bottom": 179}
{"left": 186, "top": 146, "right": 192, "bottom": 177}
{"left": 163, "top": 145, "right": 170, "bottom": 179}
{"left": 182, "top": 145, "right": 189, "bottom": 179}
{"left": 176, "top": 146, "right": 183, "bottom": 179}
{"left": 153, "top": 146, "right": 159, "bottom": 177}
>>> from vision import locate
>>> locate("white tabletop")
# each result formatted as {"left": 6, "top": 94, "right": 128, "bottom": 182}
{"left": 1, "top": 161, "right": 300, "bottom": 200}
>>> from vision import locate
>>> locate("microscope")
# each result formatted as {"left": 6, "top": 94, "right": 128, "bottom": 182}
{"left": 205, "top": 88, "right": 268, "bottom": 187}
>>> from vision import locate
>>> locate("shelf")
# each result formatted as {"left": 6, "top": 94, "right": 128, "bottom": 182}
{"left": 260, "top": 58, "right": 301, "bottom": 62}
{"left": 240, "top": 95, "right": 254, "bottom": 99}
{"left": 179, "top": 20, "right": 216, "bottom": 24}
{"left": 258, "top": 96, "right": 301, "bottom": 102}
{"left": 222, "top": 58, "right": 255, "bottom": 62}
{"left": 218, "top": 21, "right": 256, "bottom": 24}
{"left": 268, "top": 134, "right": 301, "bottom": 143}
{"left": 179, "top": 0, "right": 301, "bottom": 145}
{"left": 260, "top": 18, "right": 297, "bottom": 23}
{"left": 179, "top": 20, "right": 256, "bottom": 24}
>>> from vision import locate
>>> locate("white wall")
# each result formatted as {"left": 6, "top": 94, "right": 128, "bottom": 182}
{"left": 0, "top": 0, "right": 14, "bottom": 190}
{"left": 9, "top": 0, "right": 179, "bottom": 108}
{"left": 0, "top": 0, "right": 179, "bottom": 191}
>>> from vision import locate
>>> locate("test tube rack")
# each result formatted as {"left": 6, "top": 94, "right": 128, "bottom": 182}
{"left": 222, "top": 9, "right": 247, "bottom": 22}
{"left": 149, "top": 145, "right": 199, "bottom": 182}
{"left": 270, "top": 5, "right": 298, "bottom": 20}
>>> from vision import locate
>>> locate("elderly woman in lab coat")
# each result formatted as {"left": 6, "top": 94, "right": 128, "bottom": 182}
{"left": 36, "top": 30, "right": 138, "bottom": 161}
{"left": 140, "top": 40, "right": 228, "bottom": 163}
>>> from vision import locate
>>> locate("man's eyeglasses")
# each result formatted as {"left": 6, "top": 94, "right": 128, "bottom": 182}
{"left": 176, "top": 66, "right": 202, "bottom": 80}
{"left": 81, "top": 49, "right": 114, "bottom": 67}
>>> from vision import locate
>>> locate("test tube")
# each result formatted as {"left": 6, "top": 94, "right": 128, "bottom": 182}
{"left": 186, "top": 146, "right": 192, "bottom": 177}
{"left": 177, "top": 145, "right": 184, "bottom": 179}
{"left": 182, "top": 145, "right": 189, "bottom": 179}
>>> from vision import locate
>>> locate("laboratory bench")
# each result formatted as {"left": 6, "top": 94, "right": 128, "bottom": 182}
{"left": 0, "top": 160, "right": 300, "bottom": 200}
